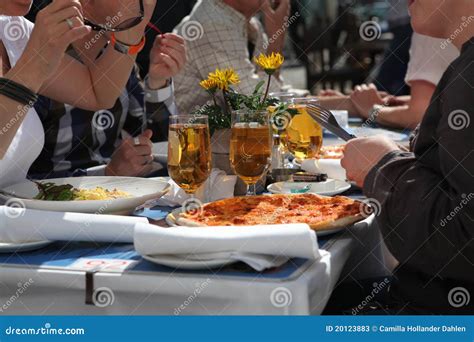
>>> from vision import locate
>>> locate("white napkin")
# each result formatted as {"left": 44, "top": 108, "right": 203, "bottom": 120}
{"left": 0, "top": 206, "right": 148, "bottom": 243}
{"left": 155, "top": 169, "right": 237, "bottom": 206}
{"left": 301, "top": 159, "right": 347, "bottom": 181}
{"left": 134, "top": 223, "right": 321, "bottom": 271}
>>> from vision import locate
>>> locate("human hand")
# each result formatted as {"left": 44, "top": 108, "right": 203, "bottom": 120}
{"left": 341, "top": 136, "right": 400, "bottom": 187}
{"left": 318, "top": 89, "right": 345, "bottom": 97}
{"left": 105, "top": 130, "right": 154, "bottom": 177}
{"left": 350, "top": 83, "right": 385, "bottom": 118}
{"left": 262, "top": 0, "right": 291, "bottom": 36}
{"left": 16, "top": 0, "right": 91, "bottom": 90}
{"left": 148, "top": 33, "right": 186, "bottom": 89}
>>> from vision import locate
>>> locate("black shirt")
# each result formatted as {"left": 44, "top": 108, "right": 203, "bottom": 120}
{"left": 364, "top": 37, "right": 474, "bottom": 314}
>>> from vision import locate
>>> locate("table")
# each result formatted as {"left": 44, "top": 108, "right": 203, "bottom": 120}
{"left": 0, "top": 206, "right": 376, "bottom": 316}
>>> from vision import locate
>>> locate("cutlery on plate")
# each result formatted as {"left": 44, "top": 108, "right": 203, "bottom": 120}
{"left": 306, "top": 104, "right": 357, "bottom": 142}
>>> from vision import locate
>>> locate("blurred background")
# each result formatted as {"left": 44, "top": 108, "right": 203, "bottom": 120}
{"left": 26, "top": 0, "right": 409, "bottom": 95}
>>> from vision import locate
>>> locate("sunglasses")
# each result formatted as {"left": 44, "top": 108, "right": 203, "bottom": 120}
{"left": 84, "top": 0, "right": 145, "bottom": 32}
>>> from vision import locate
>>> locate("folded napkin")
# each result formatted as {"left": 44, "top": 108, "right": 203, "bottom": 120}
{"left": 134, "top": 223, "right": 321, "bottom": 271}
{"left": 301, "top": 159, "right": 347, "bottom": 181}
{"left": 155, "top": 168, "right": 237, "bottom": 206}
{"left": 0, "top": 206, "right": 148, "bottom": 243}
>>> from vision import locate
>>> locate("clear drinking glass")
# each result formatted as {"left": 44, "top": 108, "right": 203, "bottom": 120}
{"left": 230, "top": 110, "right": 272, "bottom": 196}
{"left": 167, "top": 115, "right": 212, "bottom": 196}
{"left": 286, "top": 98, "right": 324, "bottom": 161}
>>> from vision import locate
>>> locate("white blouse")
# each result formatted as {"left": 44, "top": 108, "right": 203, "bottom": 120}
{"left": 0, "top": 16, "right": 44, "bottom": 188}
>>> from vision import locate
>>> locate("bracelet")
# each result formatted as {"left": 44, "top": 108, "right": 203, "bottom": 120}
{"left": 110, "top": 34, "right": 146, "bottom": 55}
{"left": 0, "top": 78, "right": 38, "bottom": 106}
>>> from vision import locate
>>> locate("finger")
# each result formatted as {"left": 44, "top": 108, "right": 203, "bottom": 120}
{"left": 160, "top": 54, "right": 180, "bottom": 75}
{"left": 130, "top": 145, "right": 152, "bottom": 156}
{"left": 132, "top": 134, "right": 153, "bottom": 148}
{"left": 368, "top": 83, "right": 377, "bottom": 90}
{"left": 57, "top": 25, "right": 91, "bottom": 47}
{"left": 55, "top": 15, "right": 85, "bottom": 37}
{"left": 161, "top": 46, "right": 186, "bottom": 69}
{"left": 49, "top": 0, "right": 83, "bottom": 15}
{"left": 49, "top": 5, "right": 84, "bottom": 25}
{"left": 354, "top": 85, "right": 362, "bottom": 92}
{"left": 361, "top": 84, "right": 369, "bottom": 91}
{"left": 142, "top": 129, "right": 153, "bottom": 140}
{"left": 161, "top": 33, "right": 185, "bottom": 45}
{"left": 161, "top": 39, "right": 186, "bottom": 57}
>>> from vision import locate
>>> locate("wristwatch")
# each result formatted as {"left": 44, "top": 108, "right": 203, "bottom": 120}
{"left": 144, "top": 76, "right": 173, "bottom": 103}
{"left": 368, "top": 104, "right": 384, "bottom": 123}
{"left": 110, "top": 33, "right": 146, "bottom": 55}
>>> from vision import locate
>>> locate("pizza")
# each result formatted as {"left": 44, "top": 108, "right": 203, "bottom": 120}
{"left": 316, "top": 145, "right": 346, "bottom": 159}
{"left": 174, "top": 194, "right": 366, "bottom": 231}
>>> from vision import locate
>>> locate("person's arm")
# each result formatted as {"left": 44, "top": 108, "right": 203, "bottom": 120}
{"left": 39, "top": 0, "right": 157, "bottom": 111}
{"left": 361, "top": 81, "right": 436, "bottom": 129}
{"left": 351, "top": 81, "right": 474, "bottom": 282}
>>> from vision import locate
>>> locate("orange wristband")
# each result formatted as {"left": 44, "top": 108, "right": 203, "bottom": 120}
{"left": 110, "top": 34, "right": 146, "bottom": 55}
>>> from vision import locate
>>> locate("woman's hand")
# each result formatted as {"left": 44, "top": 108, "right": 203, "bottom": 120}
{"left": 148, "top": 33, "right": 186, "bottom": 89}
{"left": 341, "top": 136, "right": 400, "bottom": 187}
{"left": 14, "top": 0, "right": 91, "bottom": 91}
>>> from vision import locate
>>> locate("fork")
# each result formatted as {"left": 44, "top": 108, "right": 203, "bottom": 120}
{"left": 306, "top": 103, "right": 357, "bottom": 142}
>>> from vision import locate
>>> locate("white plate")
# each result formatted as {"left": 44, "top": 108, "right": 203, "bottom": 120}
{"left": 0, "top": 241, "right": 51, "bottom": 253}
{"left": 142, "top": 253, "right": 236, "bottom": 270}
{"left": 0, "top": 177, "right": 170, "bottom": 215}
{"left": 349, "top": 127, "right": 409, "bottom": 141}
{"left": 152, "top": 142, "right": 168, "bottom": 164}
{"left": 267, "top": 180, "right": 351, "bottom": 196}
{"left": 166, "top": 207, "right": 346, "bottom": 237}
{"left": 300, "top": 159, "right": 347, "bottom": 181}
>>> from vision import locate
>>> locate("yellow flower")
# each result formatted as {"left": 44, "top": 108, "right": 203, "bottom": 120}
{"left": 254, "top": 53, "right": 284, "bottom": 75}
{"left": 208, "top": 68, "right": 240, "bottom": 91}
{"left": 199, "top": 78, "right": 218, "bottom": 91}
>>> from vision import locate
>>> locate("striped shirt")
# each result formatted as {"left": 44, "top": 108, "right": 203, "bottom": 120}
{"left": 173, "top": 0, "right": 283, "bottom": 114}
{"left": 28, "top": 68, "right": 176, "bottom": 179}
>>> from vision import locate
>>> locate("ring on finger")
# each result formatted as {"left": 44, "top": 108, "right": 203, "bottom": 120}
{"left": 66, "top": 18, "right": 74, "bottom": 29}
{"left": 133, "top": 137, "right": 140, "bottom": 146}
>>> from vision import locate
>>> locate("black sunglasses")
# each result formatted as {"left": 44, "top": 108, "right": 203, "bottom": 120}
{"left": 84, "top": 0, "right": 145, "bottom": 32}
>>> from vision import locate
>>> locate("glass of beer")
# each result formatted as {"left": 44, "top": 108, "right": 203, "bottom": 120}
{"left": 168, "top": 115, "right": 212, "bottom": 196}
{"left": 286, "top": 98, "right": 323, "bottom": 161}
{"left": 230, "top": 110, "right": 272, "bottom": 196}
